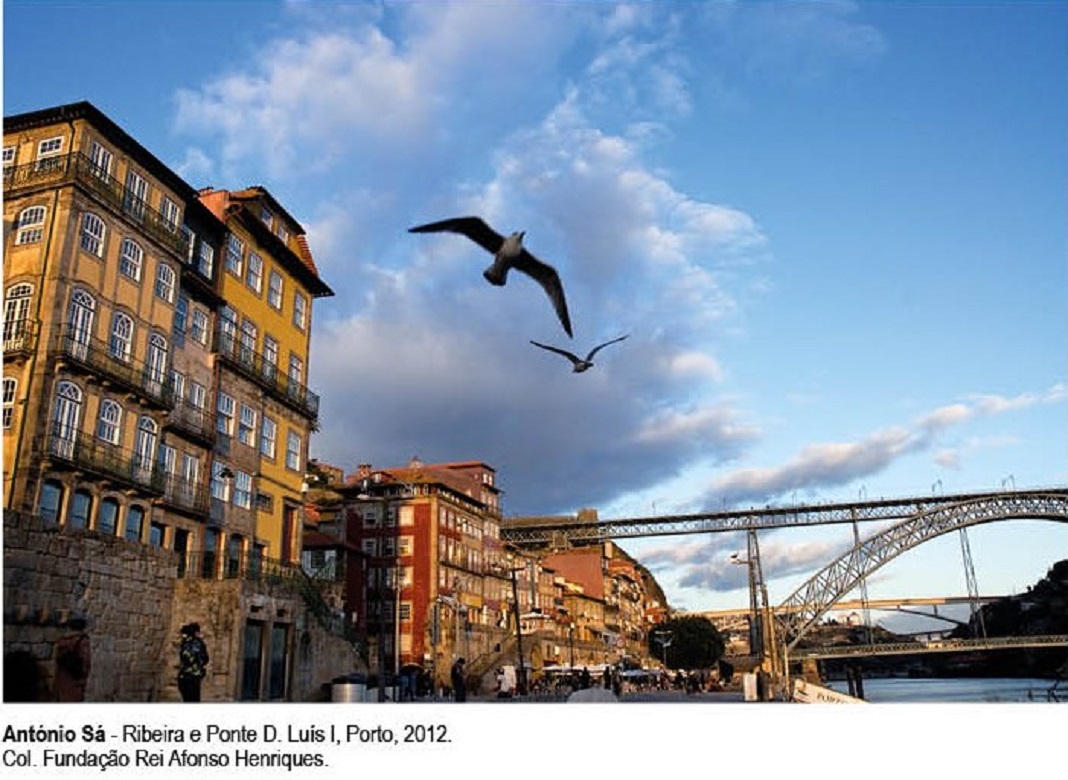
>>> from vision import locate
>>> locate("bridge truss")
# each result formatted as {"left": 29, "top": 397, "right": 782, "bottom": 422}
{"left": 502, "top": 487, "right": 1068, "bottom": 672}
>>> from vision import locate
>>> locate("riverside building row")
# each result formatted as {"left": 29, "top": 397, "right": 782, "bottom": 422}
{"left": 302, "top": 459, "right": 672, "bottom": 693}
{"left": 2, "top": 101, "right": 343, "bottom": 702}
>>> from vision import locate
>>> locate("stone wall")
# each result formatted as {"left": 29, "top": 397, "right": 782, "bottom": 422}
{"left": 4, "top": 510, "right": 367, "bottom": 702}
{"left": 3, "top": 510, "right": 178, "bottom": 702}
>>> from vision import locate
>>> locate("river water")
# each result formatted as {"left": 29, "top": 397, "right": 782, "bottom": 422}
{"left": 823, "top": 676, "right": 1065, "bottom": 703}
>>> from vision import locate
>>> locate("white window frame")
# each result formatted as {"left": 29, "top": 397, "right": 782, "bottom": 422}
{"left": 159, "top": 196, "right": 180, "bottom": 233}
{"left": 96, "top": 398, "right": 122, "bottom": 444}
{"left": 267, "top": 270, "right": 283, "bottom": 309}
{"left": 285, "top": 429, "right": 301, "bottom": 471}
{"left": 4, "top": 283, "right": 33, "bottom": 344}
{"left": 246, "top": 251, "right": 263, "bottom": 293}
{"left": 196, "top": 241, "right": 214, "bottom": 278}
{"left": 2, "top": 146, "right": 15, "bottom": 167}
{"left": 88, "top": 140, "right": 113, "bottom": 179}
{"left": 233, "top": 470, "right": 253, "bottom": 509}
{"left": 35, "top": 136, "right": 65, "bottom": 171}
{"left": 225, "top": 234, "right": 244, "bottom": 277}
{"left": 119, "top": 238, "right": 144, "bottom": 282}
{"left": 216, "top": 392, "right": 235, "bottom": 436}
{"left": 189, "top": 381, "right": 207, "bottom": 411}
{"left": 189, "top": 308, "right": 209, "bottom": 345}
{"left": 124, "top": 169, "right": 148, "bottom": 221}
{"left": 259, "top": 416, "right": 277, "bottom": 458}
{"left": 293, "top": 292, "right": 308, "bottom": 331}
{"left": 154, "top": 263, "right": 176, "bottom": 303}
{"left": 109, "top": 312, "right": 134, "bottom": 362}
{"left": 238, "top": 404, "right": 257, "bottom": 446}
{"left": 15, "top": 206, "right": 46, "bottom": 245}
{"left": 80, "top": 212, "right": 106, "bottom": 256}
{"left": 2, "top": 377, "right": 17, "bottom": 429}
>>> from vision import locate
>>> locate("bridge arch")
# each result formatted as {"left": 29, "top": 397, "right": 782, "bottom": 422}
{"left": 776, "top": 492, "right": 1068, "bottom": 652}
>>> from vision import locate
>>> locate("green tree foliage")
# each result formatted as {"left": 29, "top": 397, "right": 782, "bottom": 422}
{"left": 648, "top": 616, "right": 725, "bottom": 669}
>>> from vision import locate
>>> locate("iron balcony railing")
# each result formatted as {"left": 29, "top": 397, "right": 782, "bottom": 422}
{"left": 54, "top": 324, "right": 174, "bottom": 409}
{"left": 2, "top": 319, "right": 37, "bottom": 359}
{"left": 41, "top": 426, "right": 166, "bottom": 496}
{"left": 215, "top": 332, "right": 320, "bottom": 421}
{"left": 3, "top": 153, "right": 190, "bottom": 260}
{"left": 164, "top": 397, "right": 215, "bottom": 445}
{"left": 160, "top": 474, "right": 211, "bottom": 516}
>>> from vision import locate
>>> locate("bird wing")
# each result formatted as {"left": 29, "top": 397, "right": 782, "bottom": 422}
{"left": 513, "top": 249, "right": 574, "bottom": 338}
{"left": 585, "top": 334, "right": 629, "bottom": 361}
{"left": 408, "top": 216, "right": 504, "bottom": 255}
{"left": 529, "top": 340, "right": 583, "bottom": 365}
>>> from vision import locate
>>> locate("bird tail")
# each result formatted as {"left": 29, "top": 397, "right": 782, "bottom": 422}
{"left": 482, "top": 265, "right": 508, "bottom": 286}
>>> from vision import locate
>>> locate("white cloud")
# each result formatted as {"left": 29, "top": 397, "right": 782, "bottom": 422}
{"left": 702, "top": 384, "right": 1068, "bottom": 504}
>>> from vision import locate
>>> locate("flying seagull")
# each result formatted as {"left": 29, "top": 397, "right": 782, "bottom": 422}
{"left": 408, "top": 216, "right": 573, "bottom": 338}
{"left": 529, "top": 334, "right": 629, "bottom": 373}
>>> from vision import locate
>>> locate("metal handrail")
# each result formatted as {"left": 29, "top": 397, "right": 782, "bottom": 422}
{"left": 215, "top": 331, "right": 320, "bottom": 420}
{"left": 3, "top": 153, "right": 190, "bottom": 259}
{"left": 39, "top": 427, "right": 166, "bottom": 495}
{"left": 54, "top": 324, "right": 173, "bottom": 409}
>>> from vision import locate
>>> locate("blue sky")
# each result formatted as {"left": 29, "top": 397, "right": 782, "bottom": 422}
{"left": 5, "top": 1, "right": 1065, "bottom": 623}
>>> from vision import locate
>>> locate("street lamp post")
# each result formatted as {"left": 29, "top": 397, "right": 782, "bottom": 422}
{"left": 568, "top": 621, "right": 575, "bottom": 668}
{"left": 652, "top": 629, "right": 673, "bottom": 670}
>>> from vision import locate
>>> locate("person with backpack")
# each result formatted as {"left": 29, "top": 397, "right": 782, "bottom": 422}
{"left": 177, "top": 623, "right": 209, "bottom": 702}
{"left": 54, "top": 616, "right": 91, "bottom": 702}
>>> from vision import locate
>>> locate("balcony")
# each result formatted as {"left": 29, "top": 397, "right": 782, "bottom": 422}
{"left": 215, "top": 332, "right": 320, "bottom": 421}
{"left": 40, "top": 427, "right": 166, "bottom": 496}
{"left": 160, "top": 474, "right": 210, "bottom": 517}
{"left": 3, "top": 153, "right": 190, "bottom": 260}
{"left": 54, "top": 324, "right": 173, "bottom": 410}
{"left": 2, "top": 319, "right": 37, "bottom": 361}
{"left": 164, "top": 397, "right": 215, "bottom": 446}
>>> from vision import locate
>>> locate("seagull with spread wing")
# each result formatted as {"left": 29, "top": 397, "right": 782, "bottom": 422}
{"left": 529, "top": 334, "right": 629, "bottom": 373}
{"left": 408, "top": 216, "right": 573, "bottom": 338}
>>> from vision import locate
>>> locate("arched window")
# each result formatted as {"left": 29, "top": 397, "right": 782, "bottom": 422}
{"left": 125, "top": 504, "right": 145, "bottom": 542}
{"left": 134, "top": 416, "right": 158, "bottom": 484}
{"left": 68, "top": 489, "right": 92, "bottom": 530}
{"left": 14, "top": 206, "right": 46, "bottom": 245}
{"left": 80, "top": 212, "right": 106, "bottom": 256}
{"left": 3, "top": 282, "right": 33, "bottom": 344}
{"left": 96, "top": 398, "right": 122, "bottom": 444}
{"left": 154, "top": 262, "right": 176, "bottom": 303}
{"left": 119, "top": 237, "right": 143, "bottom": 281}
{"left": 66, "top": 288, "right": 96, "bottom": 362}
{"left": 97, "top": 497, "right": 119, "bottom": 535}
{"left": 109, "top": 311, "right": 133, "bottom": 362}
{"left": 2, "top": 377, "right": 17, "bottom": 429}
{"left": 146, "top": 333, "right": 168, "bottom": 394}
{"left": 51, "top": 381, "right": 82, "bottom": 458}
{"left": 38, "top": 480, "right": 64, "bottom": 525}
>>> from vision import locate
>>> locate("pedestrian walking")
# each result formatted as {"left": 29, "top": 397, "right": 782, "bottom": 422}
{"left": 177, "top": 623, "right": 209, "bottom": 702}
{"left": 54, "top": 617, "right": 91, "bottom": 702}
{"left": 450, "top": 657, "right": 467, "bottom": 702}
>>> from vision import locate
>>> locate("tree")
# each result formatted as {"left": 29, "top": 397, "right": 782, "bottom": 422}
{"left": 648, "top": 616, "right": 725, "bottom": 670}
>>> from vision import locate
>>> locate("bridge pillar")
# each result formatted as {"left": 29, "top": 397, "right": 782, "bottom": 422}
{"left": 801, "top": 658, "right": 821, "bottom": 684}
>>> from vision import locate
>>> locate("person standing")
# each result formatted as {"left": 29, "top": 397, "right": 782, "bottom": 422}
{"left": 177, "top": 623, "right": 209, "bottom": 702}
{"left": 54, "top": 617, "right": 91, "bottom": 702}
{"left": 450, "top": 657, "right": 467, "bottom": 702}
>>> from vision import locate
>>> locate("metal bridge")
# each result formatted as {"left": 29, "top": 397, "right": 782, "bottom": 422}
{"left": 502, "top": 487, "right": 1068, "bottom": 676}
{"left": 794, "top": 634, "right": 1068, "bottom": 660}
